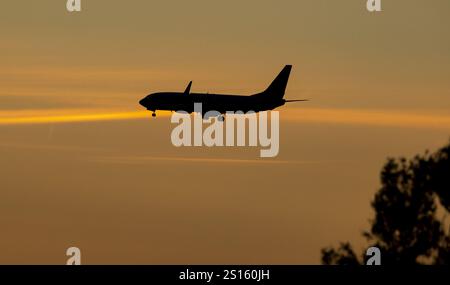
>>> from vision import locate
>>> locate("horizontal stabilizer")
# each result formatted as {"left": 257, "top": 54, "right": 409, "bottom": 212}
{"left": 285, "top": 99, "right": 309, "bottom": 103}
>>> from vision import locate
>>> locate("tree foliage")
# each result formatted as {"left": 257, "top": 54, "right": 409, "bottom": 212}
{"left": 322, "top": 141, "right": 450, "bottom": 265}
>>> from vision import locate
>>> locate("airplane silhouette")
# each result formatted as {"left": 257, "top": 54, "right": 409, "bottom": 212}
{"left": 139, "top": 65, "right": 307, "bottom": 118}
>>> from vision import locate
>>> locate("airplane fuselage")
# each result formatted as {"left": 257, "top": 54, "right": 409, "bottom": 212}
{"left": 139, "top": 92, "right": 286, "bottom": 114}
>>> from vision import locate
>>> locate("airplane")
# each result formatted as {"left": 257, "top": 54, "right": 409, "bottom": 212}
{"left": 139, "top": 65, "right": 307, "bottom": 119}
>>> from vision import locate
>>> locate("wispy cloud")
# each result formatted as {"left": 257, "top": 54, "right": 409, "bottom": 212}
{"left": 91, "top": 155, "right": 318, "bottom": 165}
{"left": 0, "top": 109, "right": 153, "bottom": 125}
{"left": 0, "top": 141, "right": 110, "bottom": 153}
{"left": 0, "top": 67, "right": 183, "bottom": 82}
{"left": 283, "top": 107, "right": 450, "bottom": 130}
{"left": 0, "top": 107, "right": 449, "bottom": 130}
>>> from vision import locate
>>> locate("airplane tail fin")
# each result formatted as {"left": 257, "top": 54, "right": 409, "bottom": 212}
{"left": 262, "top": 65, "right": 292, "bottom": 99}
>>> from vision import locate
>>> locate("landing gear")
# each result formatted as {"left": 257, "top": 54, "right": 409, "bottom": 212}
{"left": 152, "top": 111, "right": 156, "bottom": 117}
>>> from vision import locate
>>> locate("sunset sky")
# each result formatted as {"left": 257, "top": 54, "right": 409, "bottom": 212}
{"left": 1, "top": 0, "right": 450, "bottom": 264}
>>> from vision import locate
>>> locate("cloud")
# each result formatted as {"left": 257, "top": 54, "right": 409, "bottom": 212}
{"left": 0, "top": 109, "right": 154, "bottom": 125}
{"left": 90, "top": 155, "right": 317, "bottom": 165}
{"left": 0, "top": 107, "right": 449, "bottom": 130}
{"left": 283, "top": 107, "right": 450, "bottom": 130}
{"left": 0, "top": 95, "right": 88, "bottom": 110}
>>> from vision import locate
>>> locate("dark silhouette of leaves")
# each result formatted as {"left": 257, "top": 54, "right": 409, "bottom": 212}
{"left": 322, "top": 141, "right": 450, "bottom": 265}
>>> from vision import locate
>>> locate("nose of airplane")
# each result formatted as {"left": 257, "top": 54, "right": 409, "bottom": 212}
{"left": 139, "top": 98, "right": 146, "bottom": 107}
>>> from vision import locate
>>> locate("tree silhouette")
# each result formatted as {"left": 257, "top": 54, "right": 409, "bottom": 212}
{"left": 322, "top": 141, "right": 450, "bottom": 265}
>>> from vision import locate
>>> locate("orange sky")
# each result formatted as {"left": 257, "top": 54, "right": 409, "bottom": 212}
{"left": 1, "top": 0, "right": 449, "bottom": 264}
